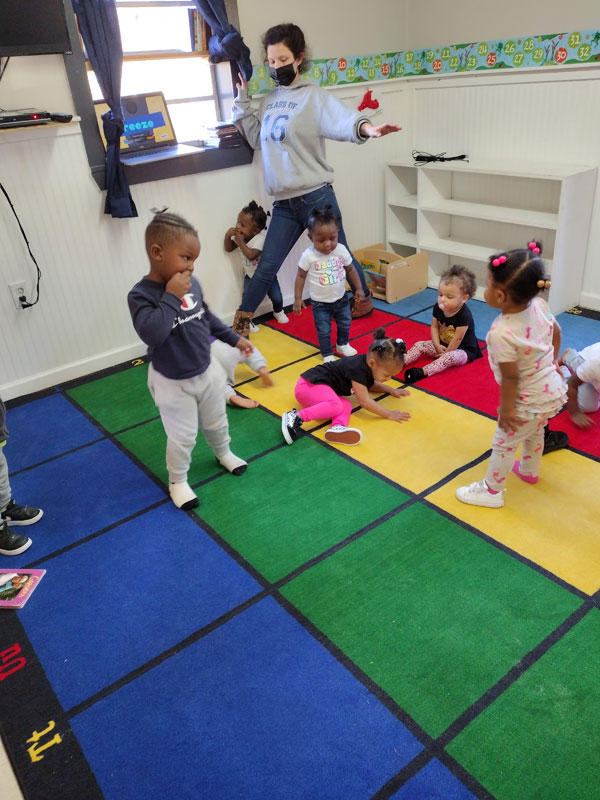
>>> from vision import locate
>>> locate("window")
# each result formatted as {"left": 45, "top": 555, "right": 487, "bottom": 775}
{"left": 85, "top": 0, "right": 222, "bottom": 143}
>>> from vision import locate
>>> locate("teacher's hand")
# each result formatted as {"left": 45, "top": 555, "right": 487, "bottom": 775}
{"left": 236, "top": 72, "right": 248, "bottom": 93}
{"left": 360, "top": 122, "right": 402, "bottom": 138}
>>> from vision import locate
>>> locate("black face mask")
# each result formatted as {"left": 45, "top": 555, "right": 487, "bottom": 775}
{"left": 268, "top": 62, "right": 297, "bottom": 87}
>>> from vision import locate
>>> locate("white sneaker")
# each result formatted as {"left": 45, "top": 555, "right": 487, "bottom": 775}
{"left": 273, "top": 310, "right": 289, "bottom": 323}
{"left": 456, "top": 479, "right": 504, "bottom": 508}
{"left": 323, "top": 355, "right": 336, "bottom": 363}
{"left": 169, "top": 481, "right": 199, "bottom": 510}
{"left": 335, "top": 343, "right": 357, "bottom": 357}
{"left": 249, "top": 322, "right": 260, "bottom": 333}
{"left": 324, "top": 425, "right": 362, "bottom": 445}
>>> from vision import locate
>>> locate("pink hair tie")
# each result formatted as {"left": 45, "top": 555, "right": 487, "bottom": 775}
{"left": 492, "top": 255, "right": 507, "bottom": 267}
{"left": 528, "top": 241, "right": 541, "bottom": 255}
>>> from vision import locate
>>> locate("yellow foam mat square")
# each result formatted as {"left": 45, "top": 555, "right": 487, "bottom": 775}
{"left": 234, "top": 326, "right": 318, "bottom": 377}
{"left": 428, "top": 449, "right": 600, "bottom": 594}
{"left": 314, "top": 389, "right": 496, "bottom": 494}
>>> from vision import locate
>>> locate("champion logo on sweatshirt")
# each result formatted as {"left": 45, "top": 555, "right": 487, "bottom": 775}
{"left": 180, "top": 293, "right": 198, "bottom": 311}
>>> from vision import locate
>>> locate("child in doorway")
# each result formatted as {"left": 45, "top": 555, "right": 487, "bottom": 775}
{"left": 128, "top": 210, "right": 252, "bottom": 511}
{"left": 559, "top": 343, "right": 600, "bottom": 428}
{"left": 403, "top": 265, "right": 482, "bottom": 383}
{"left": 211, "top": 338, "right": 273, "bottom": 409}
{"left": 282, "top": 328, "right": 411, "bottom": 446}
{"left": 456, "top": 241, "right": 566, "bottom": 508}
{"left": 293, "top": 206, "right": 364, "bottom": 363}
{"left": 224, "top": 200, "right": 288, "bottom": 331}
{"left": 0, "top": 395, "right": 44, "bottom": 556}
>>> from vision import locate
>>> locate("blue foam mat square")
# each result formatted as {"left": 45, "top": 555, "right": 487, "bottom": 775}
{"left": 4, "top": 394, "right": 102, "bottom": 473}
{"left": 390, "top": 759, "right": 478, "bottom": 799}
{"left": 555, "top": 311, "right": 600, "bottom": 351}
{"left": 373, "top": 288, "right": 438, "bottom": 317}
{"left": 19, "top": 505, "right": 262, "bottom": 709}
{"left": 70, "top": 597, "right": 423, "bottom": 800}
{"left": 0, "top": 439, "right": 165, "bottom": 567}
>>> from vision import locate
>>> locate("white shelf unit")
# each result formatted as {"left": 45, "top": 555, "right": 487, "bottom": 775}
{"left": 384, "top": 160, "right": 597, "bottom": 313}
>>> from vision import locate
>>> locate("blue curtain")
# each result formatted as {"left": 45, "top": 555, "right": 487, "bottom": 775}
{"left": 193, "top": 0, "right": 252, "bottom": 81}
{"left": 72, "top": 0, "right": 137, "bottom": 218}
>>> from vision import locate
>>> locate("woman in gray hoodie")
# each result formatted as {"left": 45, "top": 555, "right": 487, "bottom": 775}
{"left": 231, "top": 23, "right": 401, "bottom": 336}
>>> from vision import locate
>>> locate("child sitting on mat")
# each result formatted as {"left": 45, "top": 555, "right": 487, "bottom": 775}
{"left": 128, "top": 209, "right": 252, "bottom": 511}
{"left": 224, "top": 200, "right": 288, "bottom": 332}
{"left": 456, "top": 241, "right": 566, "bottom": 508}
{"left": 403, "top": 265, "right": 482, "bottom": 383}
{"left": 293, "top": 206, "right": 364, "bottom": 363}
{"left": 211, "top": 339, "right": 273, "bottom": 409}
{"left": 559, "top": 343, "right": 600, "bottom": 428}
{"left": 281, "top": 328, "right": 411, "bottom": 446}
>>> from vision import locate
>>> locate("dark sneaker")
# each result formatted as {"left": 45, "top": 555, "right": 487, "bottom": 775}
{"left": 0, "top": 522, "right": 32, "bottom": 556}
{"left": 543, "top": 428, "right": 569, "bottom": 454}
{"left": 1, "top": 499, "right": 44, "bottom": 526}
{"left": 404, "top": 367, "right": 425, "bottom": 384}
{"left": 281, "top": 410, "right": 304, "bottom": 445}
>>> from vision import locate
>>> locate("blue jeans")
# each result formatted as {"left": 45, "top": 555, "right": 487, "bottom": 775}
{"left": 239, "top": 184, "right": 369, "bottom": 313}
{"left": 243, "top": 274, "right": 283, "bottom": 314}
{"left": 312, "top": 296, "right": 352, "bottom": 357}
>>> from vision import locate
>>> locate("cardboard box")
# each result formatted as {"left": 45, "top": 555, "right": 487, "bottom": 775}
{"left": 353, "top": 244, "right": 428, "bottom": 303}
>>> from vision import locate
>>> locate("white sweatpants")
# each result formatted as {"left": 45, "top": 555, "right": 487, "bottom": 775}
{"left": 148, "top": 362, "right": 231, "bottom": 483}
{"left": 562, "top": 348, "right": 600, "bottom": 413}
{"left": 211, "top": 339, "right": 267, "bottom": 403}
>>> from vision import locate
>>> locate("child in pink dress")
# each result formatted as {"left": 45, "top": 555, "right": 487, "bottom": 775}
{"left": 456, "top": 241, "right": 566, "bottom": 508}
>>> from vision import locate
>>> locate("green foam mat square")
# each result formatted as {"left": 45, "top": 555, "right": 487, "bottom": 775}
{"left": 194, "top": 436, "right": 408, "bottom": 582}
{"left": 447, "top": 608, "right": 600, "bottom": 800}
{"left": 116, "top": 406, "right": 283, "bottom": 486}
{"left": 67, "top": 363, "right": 156, "bottom": 433}
{"left": 281, "top": 503, "right": 582, "bottom": 737}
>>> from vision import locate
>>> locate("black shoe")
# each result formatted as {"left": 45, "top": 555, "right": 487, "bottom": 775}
{"left": 281, "top": 410, "right": 304, "bottom": 445}
{"left": 0, "top": 521, "right": 32, "bottom": 556}
{"left": 1, "top": 499, "right": 43, "bottom": 526}
{"left": 404, "top": 367, "right": 425, "bottom": 384}
{"left": 543, "top": 428, "right": 569, "bottom": 454}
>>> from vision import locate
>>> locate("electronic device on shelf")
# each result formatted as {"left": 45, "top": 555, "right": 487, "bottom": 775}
{"left": 0, "top": 108, "right": 51, "bottom": 128}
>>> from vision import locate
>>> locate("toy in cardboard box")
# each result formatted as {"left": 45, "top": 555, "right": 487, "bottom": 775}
{"left": 353, "top": 244, "right": 428, "bottom": 303}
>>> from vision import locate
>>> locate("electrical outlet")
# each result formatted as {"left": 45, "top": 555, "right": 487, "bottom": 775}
{"left": 8, "top": 282, "right": 26, "bottom": 310}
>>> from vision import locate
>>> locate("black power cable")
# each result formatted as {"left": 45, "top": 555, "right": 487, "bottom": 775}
{"left": 0, "top": 180, "right": 42, "bottom": 309}
{"left": 412, "top": 149, "right": 469, "bottom": 166}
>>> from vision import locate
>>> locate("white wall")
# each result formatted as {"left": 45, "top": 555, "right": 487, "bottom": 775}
{"left": 405, "top": 0, "right": 598, "bottom": 49}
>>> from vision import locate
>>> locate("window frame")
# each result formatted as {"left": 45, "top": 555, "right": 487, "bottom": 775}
{"left": 62, "top": 0, "right": 252, "bottom": 190}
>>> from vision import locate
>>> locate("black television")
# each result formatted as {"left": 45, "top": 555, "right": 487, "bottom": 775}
{"left": 0, "top": 0, "right": 72, "bottom": 57}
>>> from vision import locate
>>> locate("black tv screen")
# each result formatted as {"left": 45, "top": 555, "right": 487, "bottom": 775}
{"left": 0, "top": 0, "right": 72, "bottom": 56}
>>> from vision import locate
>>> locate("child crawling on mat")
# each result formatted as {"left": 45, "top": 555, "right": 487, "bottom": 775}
{"left": 403, "top": 265, "right": 482, "bottom": 383}
{"left": 281, "top": 328, "right": 411, "bottom": 446}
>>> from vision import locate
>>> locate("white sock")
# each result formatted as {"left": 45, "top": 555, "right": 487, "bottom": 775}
{"left": 169, "top": 481, "right": 199, "bottom": 510}
{"left": 218, "top": 451, "right": 247, "bottom": 476}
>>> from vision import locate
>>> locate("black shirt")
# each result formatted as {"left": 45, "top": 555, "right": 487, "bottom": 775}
{"left": 433, "top": 303, "right": 482, "bottom": 361}
{"left": 301, "top": 354, "right": 375, "bottom": 396}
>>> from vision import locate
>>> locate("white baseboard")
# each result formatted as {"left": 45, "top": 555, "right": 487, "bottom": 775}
{"left": 579, "top": 291, "right": 600, "bottom": 313}
{"left": 0, "top": 342, "right": 146, "bottom": 402}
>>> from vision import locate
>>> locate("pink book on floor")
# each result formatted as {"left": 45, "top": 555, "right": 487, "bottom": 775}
{"left": 0, "top": 569, "right": 46, "bottom": 609}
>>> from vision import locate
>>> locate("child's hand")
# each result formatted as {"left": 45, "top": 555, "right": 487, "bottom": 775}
{"left": 236, "top": 337, "right": 253, "bottom": 356}
{"left": 353, "top": 289, "right": 365, "bottom": 304}
{"left": 166, "top": 271, "right": 192, "bottom": 298}
{"left": 498, "top": 407, "right": 519, "bottom": 433}
{"left": 570, "top": 410, "right": 594, "bottom": 429}
{"left": 293, "top": 298, "right": 305, "bottom": 315}
{"left": 434, "top": 342, "right": 447, "bottom": 355}
{"left": 387, "top": 409, "right": 411, "bottom": 423}
{"left": 390, "top": 387, "right": 410, "bottom": 398}
{"left": 233, "top": 230, "right": 245, "bottom": 246}
{"left": 225, "top": 227, "right": 237, "bottom": 240}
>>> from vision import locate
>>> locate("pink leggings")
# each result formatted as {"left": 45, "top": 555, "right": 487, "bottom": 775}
{"left": 295, "top": 377, "right": 353, "bottom": 427}
{"left": 404, "top": 341, "right": 468, "bottom": 375}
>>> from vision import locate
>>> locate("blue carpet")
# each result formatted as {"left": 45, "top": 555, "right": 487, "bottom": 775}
{"left": 373, "top": 288, "right": 438, "bottom": 317}
{"left": 70, "top": 596, "right": 423, "bottom": 800}
{"left": 391, "top": 759, "right": 478, "bottom": 799}
{"left": 555, "top": 311, "right": 600, "bottom": 351}
{"left": 4, "top": 394, "right": 102, "bottom": 472}
{"left": 0, "top": 438, "right": 165, "bottom": 567}
{"left": 18, "top": 505, "right": 262, "bottom": 710}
